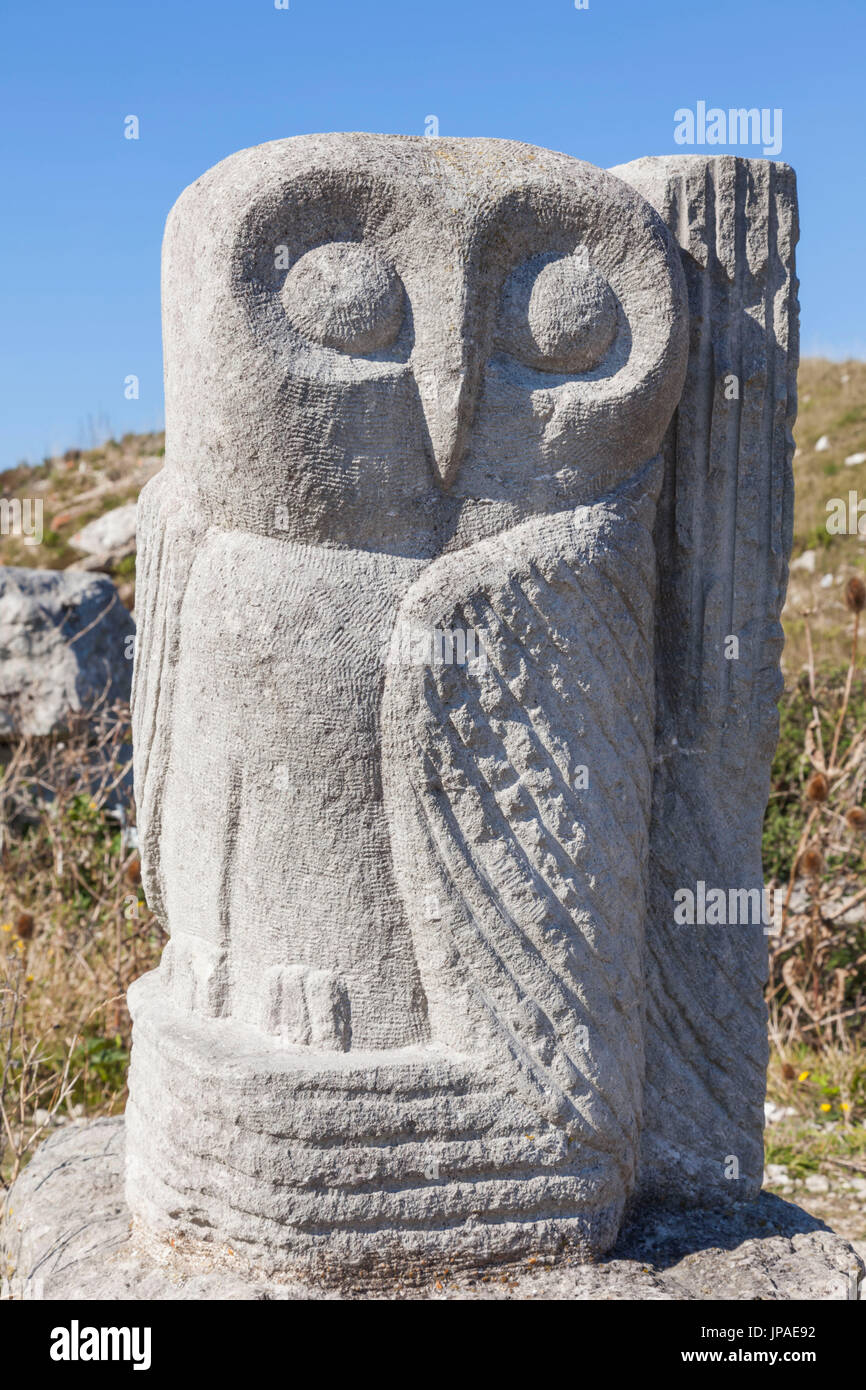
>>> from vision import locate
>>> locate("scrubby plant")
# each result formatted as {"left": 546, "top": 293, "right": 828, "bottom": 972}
{"left": 0, "top": 704, "right": 165, "bottom": 1187}
{"left": 764, "top": 576, "right": 866, "bottom": 1054}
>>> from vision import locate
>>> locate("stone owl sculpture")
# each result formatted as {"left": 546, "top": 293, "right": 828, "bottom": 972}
{"left": 126, "top": 135, "right": 798, "bottom": 1280}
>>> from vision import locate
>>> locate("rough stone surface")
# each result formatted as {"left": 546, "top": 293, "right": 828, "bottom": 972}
{"left": 613, "top": 155, "right": 799, "bottom": 1204}
{"left": 0, "top": 566, "right": 134, "bottom": 737}
{"left": 4, "top": 1120, "right": 862, "bottom": 1300}
{"left": 70, "top": 503, "right": 138, "bottom": 556}
{"left": 118, "top": 136, "right": 799, "bottom": 1280}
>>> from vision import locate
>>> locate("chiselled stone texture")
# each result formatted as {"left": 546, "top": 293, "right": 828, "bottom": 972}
{"left": 121, "top": 136, "right": 797, "bottom": 1281}
{"left": 612, "top": 156, "right": 799, "bottom": 1205}
{"left": 5, "top": 1119, "right": 862, "bottom": 1301}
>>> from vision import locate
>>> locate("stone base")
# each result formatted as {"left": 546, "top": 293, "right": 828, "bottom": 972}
{"left": 3, "top": 1118, "right": 863, "bottom": 1300}
{"left": 124, "top": 969, "right": 628, "bottom": 1278}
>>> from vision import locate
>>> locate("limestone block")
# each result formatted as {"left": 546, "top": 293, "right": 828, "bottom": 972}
{"left": 116, "top": 136, "right": 798, "bottom": 1281}
{"left": 0, "top": 566, "right": 134, "bottom": 737}
{"left": 70, "top": 502, "right": 138, "bottom": 556}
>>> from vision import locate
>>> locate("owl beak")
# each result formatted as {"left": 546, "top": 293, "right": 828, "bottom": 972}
{"left": 415, "top": 368, "right": 472, "bottom": 491}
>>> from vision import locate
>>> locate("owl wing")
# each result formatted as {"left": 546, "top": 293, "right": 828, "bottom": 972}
{"left": 612, "top": 155, "right": 799, "bottom": 1200}
{"left": 382, "top": 484, "right": 658, "bottom": 1168}
{"left": 131, "top": 471, "right": 204, "bottom": 924}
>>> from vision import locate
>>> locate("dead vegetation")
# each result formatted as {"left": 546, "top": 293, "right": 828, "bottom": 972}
{"left": 0, "top": 704, "right": 164, "bottom": 1186}
{"left": 783, "top": 358, "right": 866, "bottom": 674}
{"left": 765, "top": 580, "right": 866, "bottom": 1062}
{"left": 0, "top": 432, "right": 163, "bottom": 610}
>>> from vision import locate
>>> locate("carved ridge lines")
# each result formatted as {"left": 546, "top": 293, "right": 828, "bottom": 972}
{"left": 613, "top": 155, "right": 797, "bottom": 1199}
{"left": 423, "top": 664, "right": 645, "bottom": 1057}
{"left": 409, "top": 756, "right": 638, "bottom": 1169}
{"left": 383, "top": 504, "right": 656, "bottom": 1175}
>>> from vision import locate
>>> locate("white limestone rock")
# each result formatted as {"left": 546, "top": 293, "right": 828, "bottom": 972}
{"left": 0, "top": 566, "right": 134, "bottom": 737}
{"left": 70, "top": 502, "right": 138, "bottom": 556}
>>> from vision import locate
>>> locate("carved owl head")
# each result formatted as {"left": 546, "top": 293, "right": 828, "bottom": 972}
{"left": 162, "top": 134, "right": 688, "bottom": 554}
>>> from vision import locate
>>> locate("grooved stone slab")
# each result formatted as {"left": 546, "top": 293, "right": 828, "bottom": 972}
{"left": 3, "top": 1120, "right": 862, "bottom": 1301}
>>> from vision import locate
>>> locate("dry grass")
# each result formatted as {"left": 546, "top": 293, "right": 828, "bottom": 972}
{"left": 784, "top": 358, "right": 866, "bottom": 674}
{"left": 763, "top": 583, "right": 866, "bottom": 1058}
{"left": 0, "top": 704, "right": 165, "bottom": 1187}
{"left": 765, "top": 1044, "right": 866, "bottom": 1183}
{"left": 0, "top": 432, "right": 163, "bottom": 606}
{"left": 792, "top": 359, "right": 866, "bottom": 553}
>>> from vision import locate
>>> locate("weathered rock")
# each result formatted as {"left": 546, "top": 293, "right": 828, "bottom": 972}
{"left": 65, "top": 545, "right": 137, "bottom": 577}
{"left": 3, "top": 1119, "right": 861, "bottom": 1300}
{"left": 611, "top": 154, "right": 798, "bottom": 1206}
{"left": 0, "top": 566, "right": 134, "bottom": 737}
{"left": 70, "top": 503, "right": 138, "bottom": 556}
{"left": 4, "top": 138, "right": 800, "bottom": 1291}
{"left": 116, "top": 138, "right": 799, "bottom": 1281}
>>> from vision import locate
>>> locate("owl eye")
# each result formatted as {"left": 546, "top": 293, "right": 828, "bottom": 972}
{"left": 280, "top": 242, "right": 404, "bottom": 355}
{"left": 497, "top": 251, "right": 618, "bottom": 374}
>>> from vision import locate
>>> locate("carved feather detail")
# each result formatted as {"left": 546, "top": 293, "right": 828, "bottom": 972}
{"left": 131, "top": 473, "right": 203, "bottom": 928}
{"left": 383, "top": 474, "right": 659, "bottom": 1180}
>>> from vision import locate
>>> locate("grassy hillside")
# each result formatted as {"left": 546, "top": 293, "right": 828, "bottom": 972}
{"left": 785, "top": 359, "right": 866, "bottom": 675}
{"left": 0, "top": 434, "right": 163, "bottom": 607}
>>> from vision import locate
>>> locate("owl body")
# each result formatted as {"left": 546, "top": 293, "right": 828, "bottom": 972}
{"left": 148, "top": 521, "right": 431, "bottom": 1049}
{"left": 127, "top": 133, "right": 694, "bottom": 1276}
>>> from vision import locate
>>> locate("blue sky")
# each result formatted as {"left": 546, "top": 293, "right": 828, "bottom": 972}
{"left": 1, "top": 0, "right": 864, "bottom": 468}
